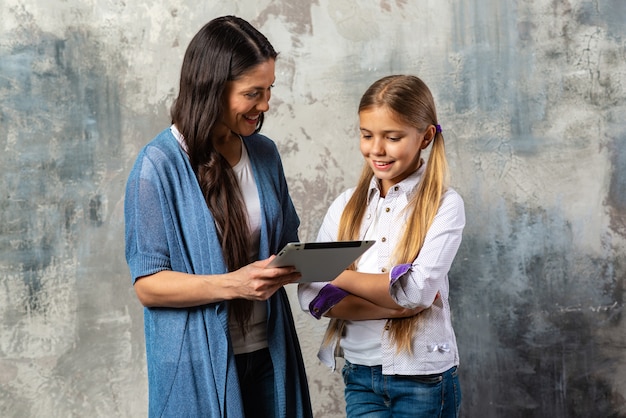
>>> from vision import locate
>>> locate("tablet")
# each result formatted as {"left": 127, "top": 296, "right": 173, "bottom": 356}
{"left": 266, "top": 240, "right": 375, "bottom": 283}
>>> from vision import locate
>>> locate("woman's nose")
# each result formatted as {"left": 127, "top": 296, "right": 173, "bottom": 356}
{"left": 257, "top": 92, "right": 270, "bottom": 112}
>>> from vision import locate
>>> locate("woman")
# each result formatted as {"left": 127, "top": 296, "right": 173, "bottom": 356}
{"left": 125, "top": 15, "right": 312, "bottom": 417}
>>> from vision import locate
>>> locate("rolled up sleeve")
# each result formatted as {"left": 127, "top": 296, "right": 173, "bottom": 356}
{"left": 389, "top": 190, "right": 465, "bottom": 307}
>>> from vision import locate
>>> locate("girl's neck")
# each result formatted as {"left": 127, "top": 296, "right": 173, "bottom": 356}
{"left": 378, "top": 158, "right": 423, "bottom": 197}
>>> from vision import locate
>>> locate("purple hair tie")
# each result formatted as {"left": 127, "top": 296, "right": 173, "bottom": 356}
{"left": 435, "top": 124, "right": 442, "bottom": 133}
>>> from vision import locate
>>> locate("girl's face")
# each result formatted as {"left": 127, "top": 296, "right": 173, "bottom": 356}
{"left": 217, "top": 59, "right": 276, "bottom": 139}
{"left": 359, "top": 105, "right": 432, "bottom": 196}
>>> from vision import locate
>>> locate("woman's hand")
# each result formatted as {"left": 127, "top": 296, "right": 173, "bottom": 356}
{"left": 133, "top": 256, "right": 301, "bottom": 308}
{"left": 228, "top": 256, "right": 301, "bottom": 301}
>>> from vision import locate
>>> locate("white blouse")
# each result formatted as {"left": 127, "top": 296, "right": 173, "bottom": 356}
{"left": 298, "top": 163, "right": 466, "bottom": 375}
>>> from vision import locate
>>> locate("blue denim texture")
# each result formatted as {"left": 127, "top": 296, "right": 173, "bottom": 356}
{"left": 342, "top": 360, "right": 461, "bottom": 417}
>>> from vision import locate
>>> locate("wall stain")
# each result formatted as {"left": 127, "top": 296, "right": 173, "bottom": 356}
{"left": 255, "top": 0, "right": 317, "bottom": 47}
{"left": 607, "top": 135, "right": 626, "bottom": 238}
{"left": 451, "top": 202, "right": 626, "bottom": 417}
{"left": 1, "top": 24, "right": 120, "bottom": 307}
{"left": 0, "top": 9, "right": 125, "bottom": 415}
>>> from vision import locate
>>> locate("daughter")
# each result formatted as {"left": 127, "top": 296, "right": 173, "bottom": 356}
{"left": 298, "top": 75, "right": 465, "bottom": 417}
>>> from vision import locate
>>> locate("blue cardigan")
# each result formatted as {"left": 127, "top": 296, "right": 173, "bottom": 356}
{"left": 124, "top": 128, "right": 312, "bottom": 417}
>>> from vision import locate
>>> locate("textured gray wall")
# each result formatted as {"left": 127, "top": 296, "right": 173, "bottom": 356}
{"left": 1, "top": 0, "right": 625, "bottom": 417}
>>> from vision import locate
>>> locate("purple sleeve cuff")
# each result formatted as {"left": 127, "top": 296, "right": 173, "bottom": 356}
{"left": 390, "top": 263, "right": 412, "bottom": 285}
{"left": 308, "top": 284, "right": 350, "bottom": 320}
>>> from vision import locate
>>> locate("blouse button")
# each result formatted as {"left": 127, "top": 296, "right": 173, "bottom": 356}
{"left": 381, "top": 237, "right": 386, "bottom": 242}
{"left": 367, "top": 213, "right": 371, "bottom": 219}
{"left": 394, "top": 186, "right": 399, "bottom": 191}
{"left": 381, "top": 268, "right": 387, "bottom": 273}
{"left": 385, "top": 207, "right": 390, "bottom": 212}
{"left": 313, "top": 307, "right": 320, "bottom": 313}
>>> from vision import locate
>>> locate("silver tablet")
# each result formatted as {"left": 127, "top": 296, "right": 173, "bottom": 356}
{"left": 266, "top": 240, "right": 375, "bottom": 283}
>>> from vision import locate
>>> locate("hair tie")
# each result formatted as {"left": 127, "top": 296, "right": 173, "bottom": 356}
{"left": 435, "top": 124, "right": 442, "bottom": 133}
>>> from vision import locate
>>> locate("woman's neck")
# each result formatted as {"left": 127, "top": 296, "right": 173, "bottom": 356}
{"left": 213, "top": 132, "right": 243, "bottom": 167}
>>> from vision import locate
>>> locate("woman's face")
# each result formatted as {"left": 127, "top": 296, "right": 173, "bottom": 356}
{"left": 359, "top": 105, "right": 432, "bottom": 196}
{"left": 218, "top": 59, "right": 276, "bottom": 138}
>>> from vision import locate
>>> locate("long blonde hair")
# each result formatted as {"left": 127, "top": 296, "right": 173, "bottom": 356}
{"left": 324, "top": 75, "right": 448, "bottom": 353}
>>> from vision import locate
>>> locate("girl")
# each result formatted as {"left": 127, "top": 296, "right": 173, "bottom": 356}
{"left": 125, "top": 16, "right": 312, "bottom": 417}
{"left": 298, "top": 75, "right": 465, "bottom": 417}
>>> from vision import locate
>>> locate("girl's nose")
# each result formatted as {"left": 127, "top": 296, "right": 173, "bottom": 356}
{"left": 371, "top": 138, "right": 385, "bottom": 155}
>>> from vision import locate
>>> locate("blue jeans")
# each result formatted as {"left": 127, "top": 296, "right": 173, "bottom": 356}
{"left": 342, "top": 360, "right": 461, "bottom": 418}
{"left": 236, "top": 347, "right": 275, "bottom": 418}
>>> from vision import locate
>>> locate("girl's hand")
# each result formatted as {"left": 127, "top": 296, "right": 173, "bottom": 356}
{"left": 385, "top": 292, "right": 440, "bottom": 319}
{"left": 386, "top": 306, "right": 424, "bottom": 318}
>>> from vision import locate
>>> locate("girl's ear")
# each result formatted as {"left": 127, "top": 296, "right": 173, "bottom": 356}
{"left": 420, "top": 125, "right": 437, "bottom": 149}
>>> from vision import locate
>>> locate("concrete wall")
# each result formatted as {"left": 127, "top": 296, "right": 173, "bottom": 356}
{"left": 1, "top": 0, "right": 625, "bottom": 416}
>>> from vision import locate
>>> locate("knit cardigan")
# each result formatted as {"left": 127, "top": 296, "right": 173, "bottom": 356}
{"left": 124, "top": 127, "right": 312, "bottom": 417}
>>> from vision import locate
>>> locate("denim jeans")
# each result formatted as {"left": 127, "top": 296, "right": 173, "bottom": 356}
{"left": 342, "top": 360, "right": 461, "bottom": 418}
{"left": 235, "top": 347, "right": 275, "bottom": 418}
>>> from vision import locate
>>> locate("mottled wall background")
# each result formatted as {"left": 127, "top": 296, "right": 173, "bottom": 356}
{"left": 1, "top": 0, "right": 624, "bottom": 417}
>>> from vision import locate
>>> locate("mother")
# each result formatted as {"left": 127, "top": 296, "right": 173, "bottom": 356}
{"left": 124, "top": 15, "right": 312, "bottom": 418}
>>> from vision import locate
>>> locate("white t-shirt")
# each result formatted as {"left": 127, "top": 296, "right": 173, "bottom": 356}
{"left": 229, "top": 140, "right": 267, "bottom": 355}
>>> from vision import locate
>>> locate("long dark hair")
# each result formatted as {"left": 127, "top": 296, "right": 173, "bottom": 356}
{"left": 170, "top": 16, "right": 278, "bottom": 334}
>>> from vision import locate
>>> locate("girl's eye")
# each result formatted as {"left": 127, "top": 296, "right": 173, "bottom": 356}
{"left": 388, "top": 137, "right": 401, "bottom": 141}
{"left": 245, "top": 92, "right": 259, "bottom": 98}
